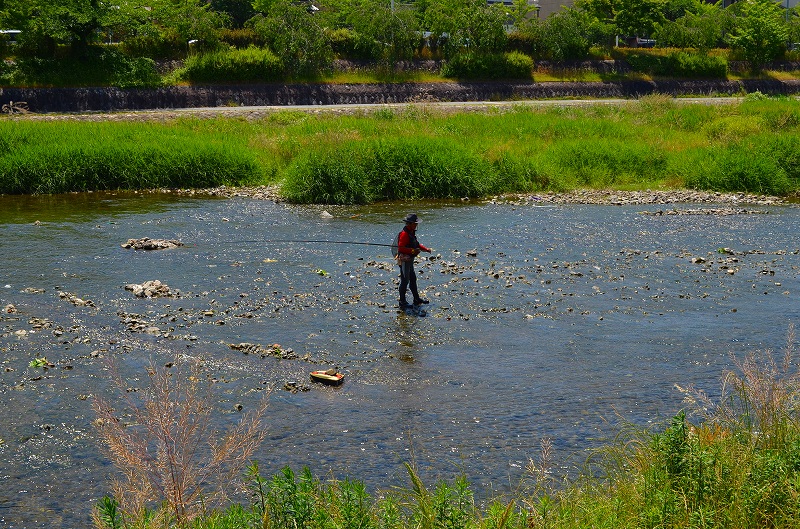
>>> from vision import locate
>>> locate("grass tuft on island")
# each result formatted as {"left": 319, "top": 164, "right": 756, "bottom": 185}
{"left": 2, "top": 94, "right": 799, "bottom": 201}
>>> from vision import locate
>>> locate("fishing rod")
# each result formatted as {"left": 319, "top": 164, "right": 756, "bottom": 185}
{"left": 232, "top": 239, "right": 395, "bottom": 248}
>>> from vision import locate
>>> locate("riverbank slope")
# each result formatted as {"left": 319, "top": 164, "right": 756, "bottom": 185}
{"left": 3, "top": 78, "right": 800, "bottom": 113}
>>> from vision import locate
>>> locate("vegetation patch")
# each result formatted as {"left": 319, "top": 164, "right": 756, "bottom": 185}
{"left": 90, "top": 327, "right": 800, "bottom": 529}
{"left": 0, "top": 122, "right": 261, "bottom": 194}
{"left": 3, "top": 97, "right": 800, "bottom": 200}
{"left": 178, "top": 46, "right": 284, "bottom": 84}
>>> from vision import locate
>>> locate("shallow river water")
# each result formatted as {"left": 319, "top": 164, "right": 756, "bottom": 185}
{"left": 1, "top": 192, "right": 799, "bottom": 527}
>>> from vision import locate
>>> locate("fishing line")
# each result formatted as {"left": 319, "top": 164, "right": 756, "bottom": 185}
{"left": 229, "top": 239, "right": 395, "bottom": 248}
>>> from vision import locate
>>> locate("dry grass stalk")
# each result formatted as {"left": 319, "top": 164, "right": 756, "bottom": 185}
{"left": 93, "top": 355, "right": 270, "bottom": 524}
{"left": 677, "top": 324, "right": 800, "bottom": 448}
{"left": 525, "top": 437, "right": 553, "bottom": 483}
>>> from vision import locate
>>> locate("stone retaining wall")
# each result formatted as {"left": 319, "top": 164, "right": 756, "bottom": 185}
{"left": 1, "top": 79, "right": 799, "bottom": 113}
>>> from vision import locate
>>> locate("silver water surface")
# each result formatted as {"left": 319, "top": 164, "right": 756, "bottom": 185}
{"left": 1, "top": 193, "right": 799, "bottom": 527}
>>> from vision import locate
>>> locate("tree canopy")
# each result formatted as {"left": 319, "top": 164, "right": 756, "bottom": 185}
{"left": 0, "top": 0, "right": 797, "bottom": 73}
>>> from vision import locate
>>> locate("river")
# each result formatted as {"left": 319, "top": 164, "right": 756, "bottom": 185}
{"left": 1, "top": 191, "right": 798, "bottom": 527}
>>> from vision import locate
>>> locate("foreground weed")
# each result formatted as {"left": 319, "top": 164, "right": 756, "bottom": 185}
{"left": 678, "top": 324, "right": 800, "bottom": 449}
{"left": 92, "top": 357, "right": 270, "bottom": 526}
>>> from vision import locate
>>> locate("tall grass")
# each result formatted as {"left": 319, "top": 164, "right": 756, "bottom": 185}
{"left": 0, "top": 122, "right": 261, "bottom": 194}
{"left": 5, "top": 97, "right": 800, "bottom": 199}
{"left": 281, "top": 137, "right": 505, "bottom": 204}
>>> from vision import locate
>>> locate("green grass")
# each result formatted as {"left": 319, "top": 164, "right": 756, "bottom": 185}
{"left": 3, "top": 96, "right": 800, "bottom": 200}
{"left": 92, "top": 329, "right": 800, "bottom": 529}
{"left": 0, "top": 121, "right": 262, "bottom": 194}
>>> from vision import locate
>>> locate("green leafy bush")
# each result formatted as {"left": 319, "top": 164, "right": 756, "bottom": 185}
{"left": 282, "top": 137, "right": 507, "bottom": 204}
{"left": 181, "top": 46, "right": 283, "bottom": 83}
{"left": 327, "top": 28, "right": 381, "bottom": 60}
{"left": 121, "top": 34, "right": 186, "bottom": 60}
{"left": 8, "top": 47, "right": 161, "bottom": 88}
{"left": 506, "top": 32, "right": 536, "bottom": 55}
{"left": 219, "top": 28, "right": 264, "bottom": 49}
{"left": 545, "top": 139, "right": 668, "bottom": 187}
{"left": 625, "top": 51, "right": 727, "bottom": 78}
{"left": 441, "top": 51, "right": 533, "bottom": 80}
{"left": 281, "top": 144, "right": 373, "bottom": 204}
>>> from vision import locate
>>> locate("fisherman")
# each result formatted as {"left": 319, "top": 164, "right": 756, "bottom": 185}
{"left": 396, "top": 213, "right": 432, "bottom": 309}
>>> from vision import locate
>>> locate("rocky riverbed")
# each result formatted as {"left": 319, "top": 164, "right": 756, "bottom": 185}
{"left": 168, "top": 184, "right": 789, "bottom": 208}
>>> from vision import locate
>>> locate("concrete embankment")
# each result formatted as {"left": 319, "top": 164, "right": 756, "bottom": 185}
{"left": 2, "top": 79, "right": 799, "bottom": 113}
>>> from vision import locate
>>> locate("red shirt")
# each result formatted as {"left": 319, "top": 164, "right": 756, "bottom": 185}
{"left": 397, "top": 226, "right": 429, "bottom": 255}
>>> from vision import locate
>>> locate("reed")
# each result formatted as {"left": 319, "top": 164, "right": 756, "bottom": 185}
{"left": 0, "top": 121, "right": 261, "bottom": 194}
{"left": 5, "top": 97, "right": 800, "bottom": 200}
{"left": 281, "top": 137, "right": 503, "bottom": 204}
{"left": 93, "top": 357, "right": 270, "bottom": 526}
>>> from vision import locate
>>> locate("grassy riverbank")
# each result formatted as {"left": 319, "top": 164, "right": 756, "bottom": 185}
{"left": 1, "top": 94, "right": 799, "bottom": 201}
{"left": 92, "top": 331, "right": 800, "bottom": 529}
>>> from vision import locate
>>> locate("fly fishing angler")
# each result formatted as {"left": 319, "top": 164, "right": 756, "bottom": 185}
{"left": 394, "top": 213, "right": 432, "bottom": 309}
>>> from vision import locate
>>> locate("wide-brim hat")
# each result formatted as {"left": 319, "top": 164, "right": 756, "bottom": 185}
{"left": 403, "top": 213, "right": 420, "bottom": 224}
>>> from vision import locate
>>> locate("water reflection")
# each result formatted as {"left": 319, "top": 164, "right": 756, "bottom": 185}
{"left": 1, "top": 193, "right": 799, "bottom": 528}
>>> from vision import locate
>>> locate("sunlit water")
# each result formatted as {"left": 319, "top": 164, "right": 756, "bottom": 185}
{"left": 1, "top": 192, "right": 799, "bottom": 527}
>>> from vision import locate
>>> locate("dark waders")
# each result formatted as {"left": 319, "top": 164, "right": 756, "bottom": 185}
{"left": 399, "top": 259, "right": 419, "bottom": 307}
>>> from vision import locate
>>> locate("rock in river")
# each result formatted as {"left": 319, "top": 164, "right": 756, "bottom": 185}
{"left": 124, "top": 280, "right": 176, "bottom": 298}
{"left": 121, "top": 237, "right": 183, "bottom": 250}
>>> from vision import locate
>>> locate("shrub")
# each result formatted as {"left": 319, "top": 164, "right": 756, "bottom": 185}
{"left": 121, "top": 34, "right": 186, "bottom": 60}
{"left": 8, "top": 47, "right": 162, "bottom": 88}
{"left": 181, "top": 46, "right": 283, "bottom": 83}
{"left": 219, "top": 28, "right": 264, "bottom": 49}
{"left": 282, "top": 137, "right": 502, "bottom": 204}
{"left": 441, "top": 51, "right": 533, "bottom": 80}
{"left": 682, "top": 140, "right": 792, "bottom": 195}
{"left": 625, "top": 51, "right": 727, "bottom": 78}
{"left": 545, "top": 139, "right": 668, "bottom": 187}
{"left": 506, "top": 31, "right": 536, "bottom": 55}
{"left": 327, "top": 28, "right": 381, "bottom": 60}
{"left": 492, "top": 153, "right": 557, "bottom": 192}
{"left": 282, "top": 144, "right": 373, "bottom": 204}
{"left": 367, "top": 137, "right": 497, "bottom": 200}
{"left": 670, "top": 51, "right": 728, "bottom": 78}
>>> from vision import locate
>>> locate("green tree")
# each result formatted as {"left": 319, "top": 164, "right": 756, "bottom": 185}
{"left": 157, "top": 0, "right": 229, "bottom": 49}
{"left": 540, "top": 8, "right": 594, "bottom": 60}
{"left": 576, "top": 0, "right": 665, "bottom": 38}
{"left": 210, "top": 0, "right": 255, "bottom": 28}
{"left": 787, "top": 6, "right": 800, "bottom": 48}
{"left": 249, "top": 0, "right": 332, "bottom": 77}
{"left": 654, "top": 1, "right": 730, "bottom": 52}
{"left": 727, "top": 0, "right": 789, "bottom": 73}
{"left": 572, "top": 0, "right": 622, "bottom": 46}
{"left": 507, "top": 0, "right": 540, "bottom": 28}
{"left": 614, "top": 0, "right": 666, "bottom": 37}
{"left": 575, "top": 0, "right": 617, "bottom": 29}
{"left": 662, "top": 0, "right": 700, "bottom": 21}
{"left": 342, "top": 0, "right": 421, "bottom": 63}
{"left": 424, "top": 0, "right": 507, "bottom": 57}
{"left": 4, "top": 0, "right": 117, "bottom": 56}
